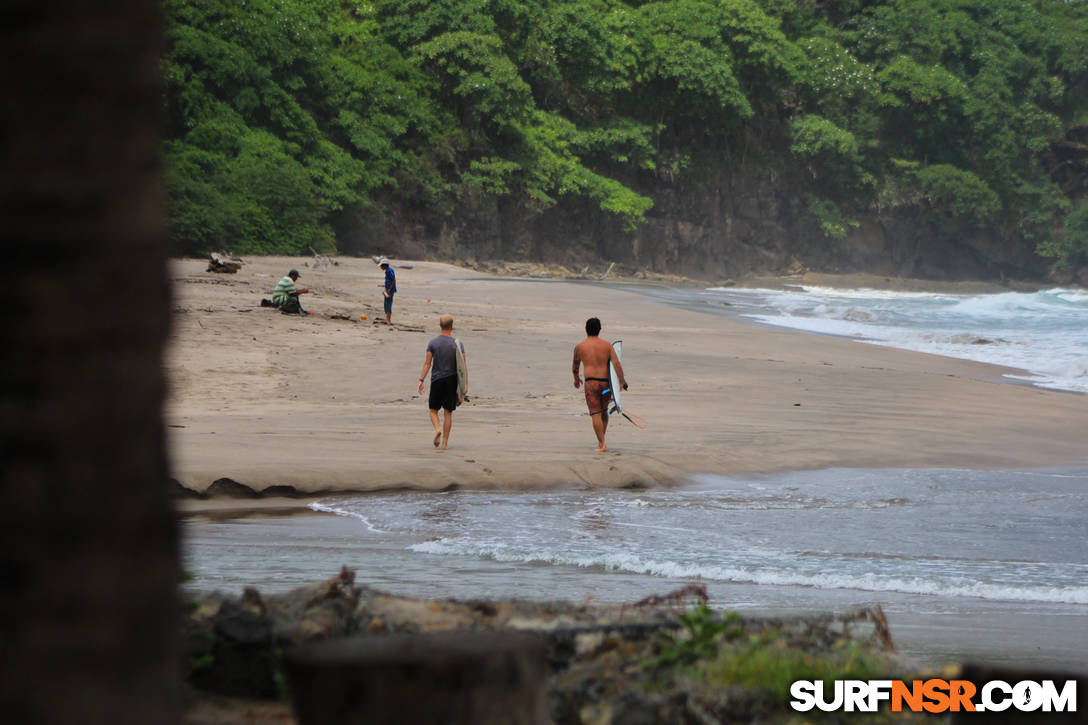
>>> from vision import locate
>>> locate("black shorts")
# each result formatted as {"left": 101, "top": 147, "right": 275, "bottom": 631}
{"left": 428, "top": 375, "right": 458, "bottom": 412}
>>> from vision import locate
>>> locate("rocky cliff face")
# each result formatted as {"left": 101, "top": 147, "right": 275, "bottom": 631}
{"left": 350, "top": 161, "right": 1051, "bottom": 283}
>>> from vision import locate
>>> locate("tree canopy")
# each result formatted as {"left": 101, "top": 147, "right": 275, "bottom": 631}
{"left": 162, "top": 0, "right": 1088, "bottom": 274}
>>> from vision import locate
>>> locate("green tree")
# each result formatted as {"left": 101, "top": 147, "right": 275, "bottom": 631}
{"left": 1038, "top": 204, "right": 1088, "bottom": 270}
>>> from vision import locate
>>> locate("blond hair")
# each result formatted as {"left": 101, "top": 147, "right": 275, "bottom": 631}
{"left": 439, "top": 314, "right": 454, "bottom": 330}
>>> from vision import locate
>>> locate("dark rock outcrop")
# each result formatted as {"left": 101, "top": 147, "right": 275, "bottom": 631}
{"left": 348, "top": 159, "right": 1055, "bottom": 283}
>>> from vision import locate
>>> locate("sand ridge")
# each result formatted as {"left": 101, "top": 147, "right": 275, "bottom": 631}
{"left": 166, "top": 256, "right": 1088, "bottom": 496}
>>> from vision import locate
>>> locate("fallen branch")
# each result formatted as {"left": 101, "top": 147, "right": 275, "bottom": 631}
{"left": 207, "top": 251, "right": 243, "bottom": 274}
{"left": 309, "top": 246, "right": 337, "bottom": 269}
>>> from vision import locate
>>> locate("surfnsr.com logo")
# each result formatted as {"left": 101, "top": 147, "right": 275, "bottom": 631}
{"left": 789, "top": 678, "right": 1077, "bottom": 714}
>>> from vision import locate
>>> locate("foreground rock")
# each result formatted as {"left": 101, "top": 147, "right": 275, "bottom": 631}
{"left": 286, "top": 631, "right": 551, "bottom": 725}
{"left": 183, "top": 569, "right": 922, "bottom": 724}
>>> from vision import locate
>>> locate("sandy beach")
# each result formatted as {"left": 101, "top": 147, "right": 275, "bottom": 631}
{"left": 174, "top": 256, "right": 1088, "bottom": 685}
{"left": 167, "top": 255, "right": 1088, "bottom": 498}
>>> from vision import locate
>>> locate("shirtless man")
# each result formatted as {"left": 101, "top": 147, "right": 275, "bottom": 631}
{"left": 572, "top": 317, "right": 627, "bottom": 452}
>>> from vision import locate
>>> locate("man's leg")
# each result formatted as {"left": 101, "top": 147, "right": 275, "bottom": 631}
{"left": 280, "top": 296, "right": 302, "bottom": 314}
{"left": 441, "top": 409, "right": 453, "bottom": 449}
{"left": 591, "top": 411, "right": 607, "bottom": 452}
{"left": 429, "top": 408, "right": 442, "bottom": 447}
{"left": 384, "top": 294, "right": 392, "bottom": 324}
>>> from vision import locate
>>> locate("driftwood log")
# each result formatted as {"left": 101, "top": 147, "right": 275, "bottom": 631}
{"left": 207, "top": 251, "right": 243, "bottom": 273}
{"left": 308, "top": 245, "right": 338, "bottom": 269}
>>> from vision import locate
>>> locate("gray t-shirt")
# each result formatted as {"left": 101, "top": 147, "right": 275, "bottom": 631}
{"left": 427, "top": 335, "right": 463, "bottom": 381}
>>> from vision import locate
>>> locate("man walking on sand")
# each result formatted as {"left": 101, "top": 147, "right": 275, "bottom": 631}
{"left": 573, "top": 317, "right": 626, "bottom": 452}
{"left": 418, "top": 314, "right": 467, "bottom": 450}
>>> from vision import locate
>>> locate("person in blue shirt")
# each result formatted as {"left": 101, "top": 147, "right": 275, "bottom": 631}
{"left": 379, "top": 258, "right": 396, "bottom": 324}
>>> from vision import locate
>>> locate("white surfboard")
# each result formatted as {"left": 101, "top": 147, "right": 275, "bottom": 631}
{"left": 608, "top": 339, "right": 623, "bottom": 414}
{"left": 454, "top": 337, "right": 467, "bottom": 404}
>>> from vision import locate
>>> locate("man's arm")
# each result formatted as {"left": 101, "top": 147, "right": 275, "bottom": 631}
{"left": 293, "top": 287, "right": 309, "bottom": 296}
{"left": 418, "top": 350, "right": 433, "bottom": 394}
{"left": 572, "top": 346, "right": 582, "bottom": 389}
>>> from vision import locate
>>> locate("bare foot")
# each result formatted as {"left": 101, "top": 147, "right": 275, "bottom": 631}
{"left": 441, "top": 444, "right": 449, "bottom": 450}
{"left": 433, "top": 431, "right": 441, "bottom": 448}
{"left": 595, "top": 445, "right": 607, "bottom": 452}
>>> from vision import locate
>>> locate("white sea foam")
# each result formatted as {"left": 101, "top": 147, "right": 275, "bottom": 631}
{"left": 309, "top": 501, "right": 389, "bottom": 533}
{"left": 408, "top": 540, "right": 1088, "bottom": 605}
{"left": 700, "top": 286, "right": 1088, "bottom": 392}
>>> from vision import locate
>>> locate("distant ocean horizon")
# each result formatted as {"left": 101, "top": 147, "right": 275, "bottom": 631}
{"left": 627, "top": 284, "right": 1088, "bottom": 394}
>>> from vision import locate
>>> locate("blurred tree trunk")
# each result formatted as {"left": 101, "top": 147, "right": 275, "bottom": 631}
{"left": 0, "top": 2, "right": 179, "bottom": 724}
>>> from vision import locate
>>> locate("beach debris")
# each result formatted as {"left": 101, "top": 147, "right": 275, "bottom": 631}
{"left": 307, "top": 245, "right": 338, "bottom": 269}
{"left": 207, "top": 251, "right": 243, "bottom": 273}
{"left": 372, "top": 253, "right": 409, "bottom": 265}
{"left": 375, "top": 321, "right": 425, "bottom": 332}
{"left": 627, "top": 583, "right": 708, "bottom": 611}
{"left": 181, "top": 568, "right": 916, "bottom": 725}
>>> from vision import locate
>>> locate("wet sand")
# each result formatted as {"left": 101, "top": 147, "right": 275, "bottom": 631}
{"left": 167, "top": 256, "right": 1088, "bottom": 495}
{"left": 171, "top": 259, "right": 1088, "bottom": 677}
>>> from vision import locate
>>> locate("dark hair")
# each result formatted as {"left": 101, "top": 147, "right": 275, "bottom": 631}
{"left": 585, "top": 317, "right": 601, "bottom": 336}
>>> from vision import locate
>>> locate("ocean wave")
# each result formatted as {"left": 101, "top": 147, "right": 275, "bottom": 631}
{"left": 309, "top": 501, "right": 389, "bottom": 534}
{"left": 795, "top": 286, "right": 957, "bottom": 301}
{"left": 949, "top": 290, "right": 1087, "bottom": 318}
{"left": 408, "top": 541, "right": 1088, "bottom": 605}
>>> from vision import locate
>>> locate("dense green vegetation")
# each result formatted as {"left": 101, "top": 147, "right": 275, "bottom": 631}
{"left": 162, "top": 0, "right": 1088, "bottom": 273}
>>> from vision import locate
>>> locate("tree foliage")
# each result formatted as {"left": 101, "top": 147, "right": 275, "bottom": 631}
{"left": 161, "top": 0, "right": 1088, "bottom": 273}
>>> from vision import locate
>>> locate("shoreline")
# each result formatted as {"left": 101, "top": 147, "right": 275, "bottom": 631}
{"left": 165, "top": 256, "right": 1083, "bottom": 500}
{"left": 174, "top": 462, "right": 1088, "bottom": 520}
{"left": 171, "top": 264, "right": 1087, "bottom": 682}
{"left": 181, "top": 482, "right": 1088, "bottom": 673}
{"left": 613, "top": 280, "right": 1088, "bottom": 398}
{"left": 166, "top": 255, "right": 1088, "bottom": 498}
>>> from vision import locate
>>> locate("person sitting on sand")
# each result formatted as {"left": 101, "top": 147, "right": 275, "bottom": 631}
{"left": 573, "top": 317, "right": 626, "bottom": 452}
{"left": 418, "top": 314, "right": 467, "bottom": 450}
{"left": 271, "top": 269, "right": 309, "bottom": 314}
